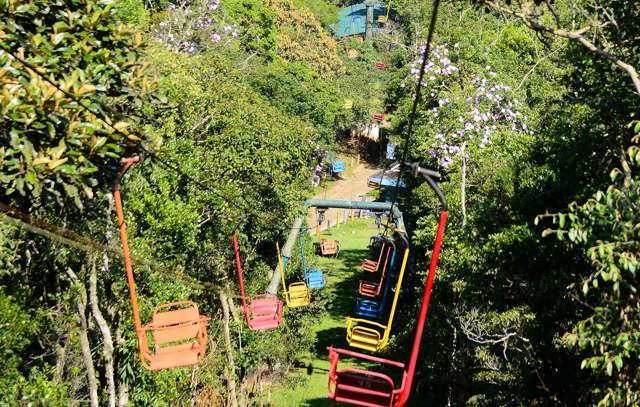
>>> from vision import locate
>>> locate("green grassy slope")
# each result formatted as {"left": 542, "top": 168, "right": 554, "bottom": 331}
{"left": 270, "top": 218, "right": 381, "bottom": 406}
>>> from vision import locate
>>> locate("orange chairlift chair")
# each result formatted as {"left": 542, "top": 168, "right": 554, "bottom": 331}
{"left": 232, "top": 227, "right": 283, "bottom": 331}
{"left": 362, "top": 237, "right": 388, "bottom": 273}
{"left": 319, "top": 239, "right": 340, "bottom": 257}
{"left": 328, "top": 163, "right": 448, "bottom": 407}
{"left": 113, "top": 157, "right": 209, "bottom": 371}
{"left": 358, "top": 239, "right": 392, "bottom": 297}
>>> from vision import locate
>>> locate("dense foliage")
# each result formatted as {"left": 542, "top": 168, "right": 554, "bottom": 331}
{"left": 0, "top": 0, "right": 155, "bottom": 208}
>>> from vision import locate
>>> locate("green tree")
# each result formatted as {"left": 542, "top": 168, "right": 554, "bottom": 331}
{"left": 0, "top": 0, "right": 157, "bottom": 209}
{"left": 547, "top": 141, "right": 640, "bottom": 405}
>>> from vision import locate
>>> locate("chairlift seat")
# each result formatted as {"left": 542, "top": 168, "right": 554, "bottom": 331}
{"left": 306, "top": 269, "right": 326, "bottom": 289}
{"left": 328, "top": 347, "right": 404, "bottom": 407}
{"left": 320, "top": 239, "right": 339, "bottom": 257}
{"left": 359, "top": 280, "right": 382, "bottom": 297}
{"left": 360, "top": 245, "right": 392, "bottom": 295}
{"left": 335, "top": 371, "right": 394, "bottom": 407}
{"left": 287, "top": 282, "right": 310, "bottom": 307}
{"left": 247, "top": 294, "right": 283, "bottom": 331}
{"left": 362, "top": 259, "right": 380, "bottom": 272}
{"left": 362, "top": 242, "right": 386, "bottom": 273}
{"left": 332, "top": 160, "right": 346, "bottom": 173}
{"left": 372, "top": 113, "right": 385, "bottom": 122}
{"left": 347, "top": 318, "right": 388, "bottom": 352}
{"left": 373, "top": 61, "right": 386, "bottom": 69}
{"left": 249, "top": 314, "right": 282, "bottom": 331}
{"left": 355, "top": 297, "right": 384, "bottom": 319}
{"left": 140, "top": 301, "right": 208, "bottom": 370}
{"left": 144, "top": 343, "right": 202, "bottom": 371}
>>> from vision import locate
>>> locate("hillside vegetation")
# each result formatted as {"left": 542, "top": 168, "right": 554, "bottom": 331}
{"left": 1, "top": 0, "right": 639, "bottom": 406}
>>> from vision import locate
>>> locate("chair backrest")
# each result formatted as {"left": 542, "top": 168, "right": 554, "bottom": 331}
{"left": 376, "top": 244, "right": 393, "bottom": 285}
{"left": 332, "top": 161, "right": 346, "bottom": 173}
{"left": 321, "top": 240, "right": 338, "bottom": 255}
{"left": 322, "top": 240, "right": 337, "bottom": 249}
{"left": 152, "top": 305, "right": 201, "bottom": 345}
{"left": 378, "top": 244, "right": 398, "bottom": 303}
{"left": 369, "top": 241, "right": 386, "bottom": 272}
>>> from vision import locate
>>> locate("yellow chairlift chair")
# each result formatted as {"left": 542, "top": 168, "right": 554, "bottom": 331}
{"left": 277, "top": 242, "right": 310, "bottom": 308}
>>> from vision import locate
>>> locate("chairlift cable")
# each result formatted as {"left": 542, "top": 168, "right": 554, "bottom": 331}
{"left": 390, "top": 0, "right": 442, "bottom": 211}
{"left": 0, "top": 201, "right": 210, "bottom": 287}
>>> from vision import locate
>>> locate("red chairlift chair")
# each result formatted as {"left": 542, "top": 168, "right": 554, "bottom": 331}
{"left": 327, "top": 163, "right": 448, "bottom": 407}
{"left": 328, "top": 347, "right": 405, "bottom": 407}
{"left": 373, "top": 61, "right": 386, "bottom": 69}
{"left": 232, "top": 232, "right": 283, "bottom": 331}
{"left": 372, "top": 113, "right": 385, "bottom": 122}
{"left": 113, "top": 157, "right": 208, "bottom": 371}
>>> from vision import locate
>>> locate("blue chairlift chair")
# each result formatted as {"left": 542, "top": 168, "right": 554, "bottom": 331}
{"left": 332, "top": 160, "right": 346, "bottom": 175}
{"left": 300, "top": 230, "right": 326, "bottom": 289}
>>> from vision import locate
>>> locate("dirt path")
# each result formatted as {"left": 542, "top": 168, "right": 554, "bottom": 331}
{"left": 307, "top": 161, "right": 379, "bottom": 231}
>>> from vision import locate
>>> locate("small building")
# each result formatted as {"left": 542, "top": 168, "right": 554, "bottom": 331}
{"left": 333, "top": 1, "right": 387, "bottom": 39}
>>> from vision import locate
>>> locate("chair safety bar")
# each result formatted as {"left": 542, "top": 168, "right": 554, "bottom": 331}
{"left": 328, "top": 346, "right": 405, "bottom": 369}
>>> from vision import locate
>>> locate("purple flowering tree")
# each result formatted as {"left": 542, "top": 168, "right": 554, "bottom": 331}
{"left": 408, "top": 44, "right": 531, "bottom": 225}
{"left": 152, "top": 0, "right": 238, "bottom": 54}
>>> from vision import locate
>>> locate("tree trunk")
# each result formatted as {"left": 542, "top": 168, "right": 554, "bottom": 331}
{"left": 115, "top": 324, "right": 129, "bottom": 407}
{"left": 227, "top": 291, "right": 241, "bottom": 325}
{"left": 461, "top": 143, "right": 467, "bottom": 227}
{"left": 66, "top": 267, "right": 100, "bottom": 407}
{"left": 89, "top": 258, "right": 116, "bottom": 407}
{"left": 54, "top": 336, "right": 67, "bottom": 384}
{"left": 447, "top": 321, "right": 458, "bottom": 407}
{"left": 220, "top": 289, "right": 239, "bottom": 407}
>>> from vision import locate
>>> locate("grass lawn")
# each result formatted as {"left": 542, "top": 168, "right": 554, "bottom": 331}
{"left": 269, "top": 219, "right": 381, "bottom": 406}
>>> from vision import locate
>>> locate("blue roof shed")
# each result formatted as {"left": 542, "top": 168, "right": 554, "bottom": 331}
{"left": 333, "top": 2, "right": 387, "bottom": 38}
